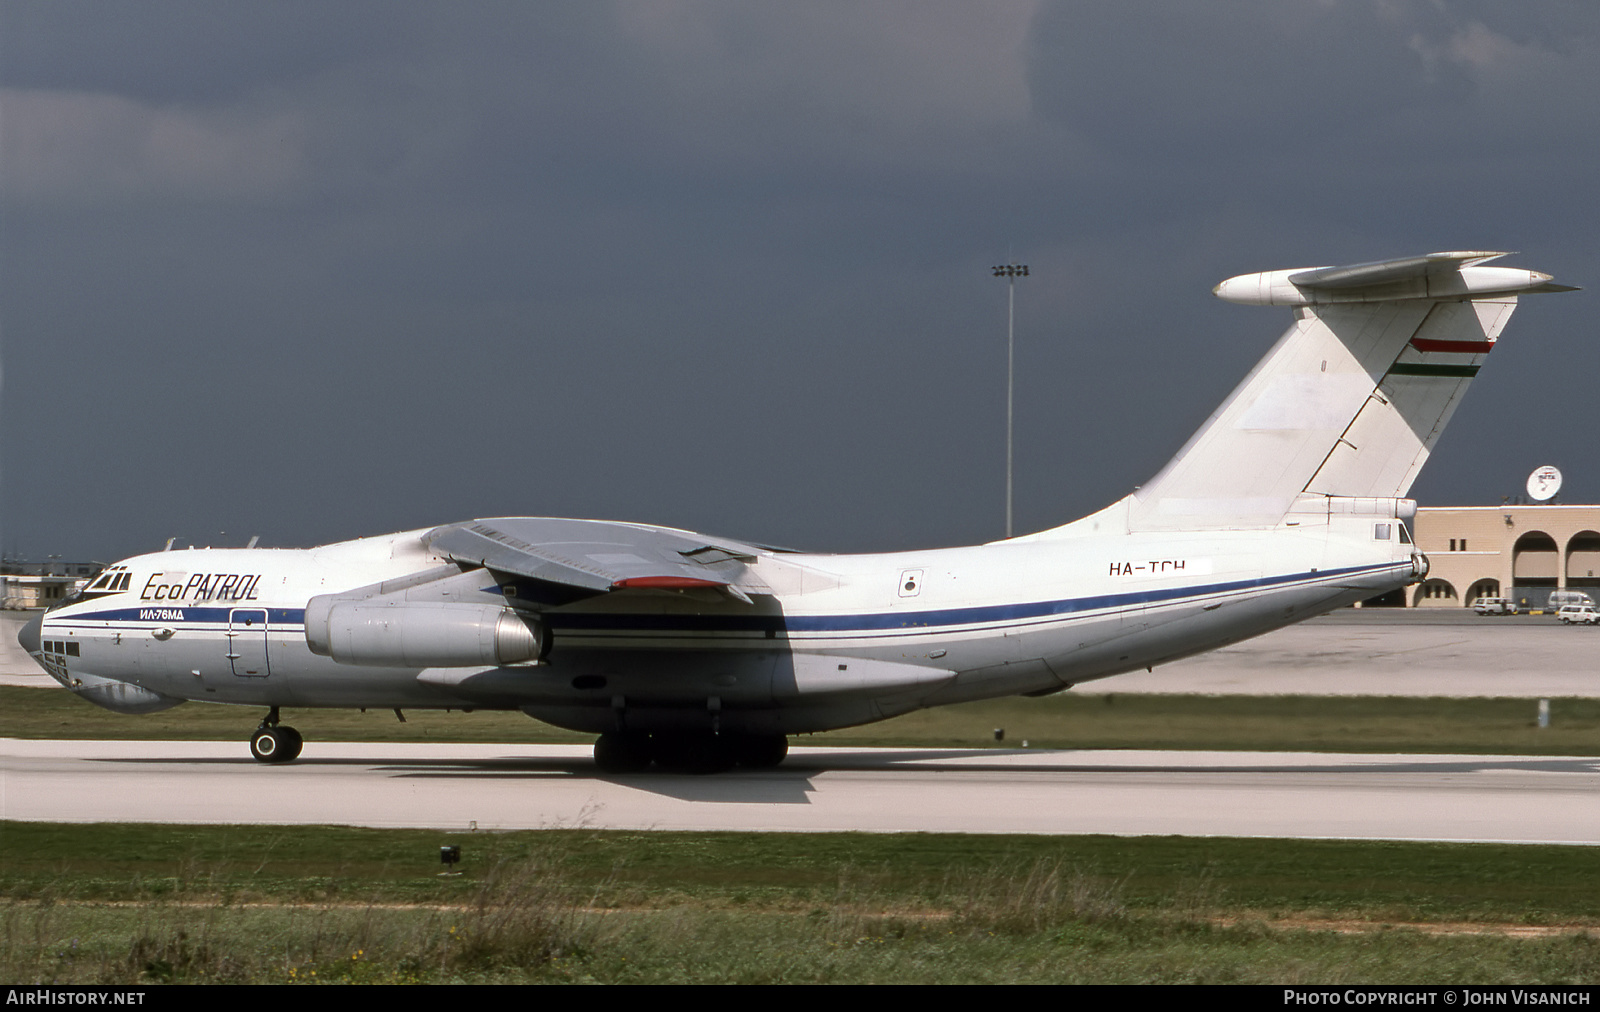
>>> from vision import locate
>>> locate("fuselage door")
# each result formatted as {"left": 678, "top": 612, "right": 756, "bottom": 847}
{"left": 227, "top": 609, "right": 271, "bottom": 678}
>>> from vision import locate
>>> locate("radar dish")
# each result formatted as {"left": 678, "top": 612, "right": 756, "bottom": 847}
{"left": 1527, "top": 465, "right": 1563, "bottom": 502}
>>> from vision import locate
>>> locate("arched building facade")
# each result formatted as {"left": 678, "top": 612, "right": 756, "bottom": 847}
{"left": 1407, "top": 505, "right": 1600, "bottom": 610}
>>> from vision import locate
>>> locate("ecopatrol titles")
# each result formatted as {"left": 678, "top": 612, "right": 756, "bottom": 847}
{"left": 139, "top": 572, "right": 263, "bottom": 603}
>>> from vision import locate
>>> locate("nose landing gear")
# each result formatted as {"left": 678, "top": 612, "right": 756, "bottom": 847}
{"left": 249, "top": 707, "right": 303, "bottom": 763}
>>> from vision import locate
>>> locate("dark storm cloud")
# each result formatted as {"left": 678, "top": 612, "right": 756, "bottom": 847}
{"left": 0, "top": 1, "right": 610, "bottom": 105}
{"left": 1017, "top": 1, "right": 1598, "bottom": 517}
{"left": 1033, "top": 3, "right": 1453, "bottom": 161}
{"left": 1, "top": 1, "right": 1594, "bottom": 563}
{"left": 1027, "top": 1, "right": 1600, "bottom": 232}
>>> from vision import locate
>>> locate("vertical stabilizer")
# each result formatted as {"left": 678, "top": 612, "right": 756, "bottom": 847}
{"left": 1304, "top": 298, "right": 1516, "bottom": 499}
{"left": 1124, "top": 252, "right": 1570, "bottom": 533}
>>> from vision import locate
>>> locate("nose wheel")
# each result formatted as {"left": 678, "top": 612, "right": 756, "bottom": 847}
{"left": 250, "top": 708, "right": 303, "bottom": 763}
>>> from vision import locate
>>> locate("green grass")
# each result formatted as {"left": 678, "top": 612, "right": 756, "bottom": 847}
{"left": 4, "top": 685, "right": 1597, "bottom": 755}
{"left": 0, "top": 685, "right": 593, "bottom": 745}
{"left": 814, "top": 693, "right": 1600, "bottom": 755}
{"left": 6, "top": 824, "right": 1599, "bottom": 921}
{"left": 2, "top": 824, "right": 1596, "bottom": 983}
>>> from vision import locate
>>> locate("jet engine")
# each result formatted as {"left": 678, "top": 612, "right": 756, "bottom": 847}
{"left": 304, "top": 598, "right": 542, "bottom": 668}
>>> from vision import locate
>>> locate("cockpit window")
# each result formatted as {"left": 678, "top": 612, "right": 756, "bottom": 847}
{"left": 50, "top": 564, "right": 129, "bottom": 611}
{"left": 1398, "top": 523, "right": 1412, "bottom": 545}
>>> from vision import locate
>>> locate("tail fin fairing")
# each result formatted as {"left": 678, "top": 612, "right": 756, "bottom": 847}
{"left": 1124, "top": 252, "right": 1569, "bottom": 533}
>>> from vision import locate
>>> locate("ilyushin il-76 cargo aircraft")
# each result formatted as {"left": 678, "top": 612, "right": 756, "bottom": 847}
{"left": 20, "top": 251, "right": 1572, "bottom": 772}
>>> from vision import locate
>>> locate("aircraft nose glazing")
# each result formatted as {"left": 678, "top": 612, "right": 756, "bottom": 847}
{"left": 17, "top": 614, "right": 42, "bottom": 655}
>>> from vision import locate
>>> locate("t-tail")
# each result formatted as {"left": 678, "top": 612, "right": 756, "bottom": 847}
{"left": 1112, "top": 251, "right": 1574, "bottom": 533}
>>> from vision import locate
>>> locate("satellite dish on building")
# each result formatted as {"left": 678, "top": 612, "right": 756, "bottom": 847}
{"left": 1527, "top": 465, "right": 1563, "bottom": 502}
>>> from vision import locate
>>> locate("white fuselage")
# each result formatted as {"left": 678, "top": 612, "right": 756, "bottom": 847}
{"left": 33, "top": 507, "right": 1419, "bottom": 735}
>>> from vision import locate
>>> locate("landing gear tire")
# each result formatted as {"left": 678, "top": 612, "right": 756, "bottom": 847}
{"left": 251, "top": 725, "right": 303, "bottom": 764}
{"left": 593, "top": 732, "right": 652, "bottom": 774}
{"left": 652, "top": 732, "right": 736, "bottom": 774}
{"left": 275, "top": 726, "right": 303, "bottom": 761}
{"left": 593, "top": 731, "right": 785, "bottom": 774}
{"left": 730, "top": 734, "right": 788, "bottom": 769}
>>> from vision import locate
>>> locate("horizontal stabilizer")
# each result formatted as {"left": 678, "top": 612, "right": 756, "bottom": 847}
{"left": 1214, "top": 250, "right": 1570, "bottom": 307}
{"left": 1290, "top": 251, "right": 1508, "bottom": 289}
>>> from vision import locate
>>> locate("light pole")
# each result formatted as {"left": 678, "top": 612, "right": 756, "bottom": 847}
{"left": 992, "top": 262, "right": 1028, "bottom": 538}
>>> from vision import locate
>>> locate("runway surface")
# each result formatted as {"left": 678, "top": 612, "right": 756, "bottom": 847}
{"left": 5, "top": 609, "right": 1595, "bottom": 844}
{"left": 4, "top": 739, "right": 1597, "bottom": 844}
{"left": 1100, "top": 609, "right": 1600, "bottom": 697}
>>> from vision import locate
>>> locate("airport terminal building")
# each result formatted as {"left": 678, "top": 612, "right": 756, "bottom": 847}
{"left": 0, "top": 559, "right": 102, "bottom": 610}
{"left": 1407, "top": 504, "right": 1600, "bottom": 609}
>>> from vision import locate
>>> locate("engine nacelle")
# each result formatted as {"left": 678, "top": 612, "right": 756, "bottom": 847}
{"left": 304, "top": 598, "right": 542, "bottom": 668}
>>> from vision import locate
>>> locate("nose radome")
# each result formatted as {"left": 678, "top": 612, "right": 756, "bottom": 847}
{"left": 17, "top": 613, "right": 42, "bottom": 655}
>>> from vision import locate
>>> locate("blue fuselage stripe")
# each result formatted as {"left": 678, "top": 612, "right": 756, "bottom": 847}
{"left": 68, "top": 607, "right": 307, "bottom": 625}
{"left": 56, "top": 562, "right": 1399, "bottom": 638}
{"left": 556, "top": 562, "right": 1398, "bottom": 634}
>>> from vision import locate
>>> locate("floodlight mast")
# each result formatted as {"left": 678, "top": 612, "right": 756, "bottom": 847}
{"left": 992, "top": 263, "right": 1029, "bottom": 538}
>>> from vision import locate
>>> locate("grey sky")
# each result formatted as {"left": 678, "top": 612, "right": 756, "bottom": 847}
{"left": 3, "top": 1, "right": 1595, "bottom": 562}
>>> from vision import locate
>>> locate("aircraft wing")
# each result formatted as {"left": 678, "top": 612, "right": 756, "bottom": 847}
{"left": 422, "top": 518, "right": 773, "bottom": 604}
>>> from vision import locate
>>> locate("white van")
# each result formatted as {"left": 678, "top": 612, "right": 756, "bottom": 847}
{"left": 1546, "top": 590, "right": 1595, "bottom": 612}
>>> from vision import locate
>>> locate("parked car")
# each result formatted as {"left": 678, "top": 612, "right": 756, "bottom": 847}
{"left": 1556, "top": 604, "right": 1600, "bottom": 625}
{"left": 1472, "top": 597, "right": 1519, "bottom": 615}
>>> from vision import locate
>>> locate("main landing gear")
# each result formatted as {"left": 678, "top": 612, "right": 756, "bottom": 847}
{"left": 593, "top": 731, "right": 788, "bottom": 774}
{"left": 249, "top": 707, "right": 303, "bottom": 764}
